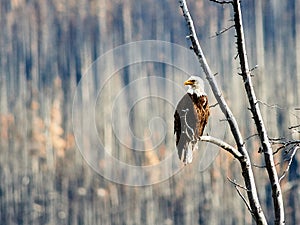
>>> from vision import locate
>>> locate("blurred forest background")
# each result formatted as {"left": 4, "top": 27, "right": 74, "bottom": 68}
{"left": 1, "top": 0, "right": 300, "bottom": 224}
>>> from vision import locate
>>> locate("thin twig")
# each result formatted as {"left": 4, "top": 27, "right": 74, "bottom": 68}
{"left": 227, "top": 177, "right": 248, "bottom": 191}
{"left": 209, "top": 102, "right": 219, "bottom": 108}
{"left": 235, "top": 186, "right": 253, "bottom": 216}
{"left": 210, "top": 24, "right": 235, "bottom": 38}
{"left": 289, "top": 124, "right": 300, "bottom": 129}
{"left": 249, "top": 65, "right": 259, "bottom": 72}
{"left": 279, "top": 146, "right": 299, "bottom": 183}
{"left": 269, "top": 137, "right": 287, "bottom": 142}
{"left": 227, "top": 177, "right": 253, "bottom": 215}
{"left": 273, "top": 140, "right": 300, "bottom": 155}
{"left": 219, "top": 118, "right": 228, "bottom": 122}
{"left": 253, "top": 162, "right": 280, "bottom": 169}
{"left": 273, "top": 146, "right": 285, "bottom": 155}
{"left": 252, "top": 164, "right": 266, "bottom": 169}
{"left": 209, "top": 0, "right": 233, "bottom": 4}
{"left": 257, "top": 100, "right": 285, "bottom": 110}
{"left": 257, "top": 100, "right": 300, "bottom": 120}
{"left": 244, "top": 133, "right": 258, "bottom": 142}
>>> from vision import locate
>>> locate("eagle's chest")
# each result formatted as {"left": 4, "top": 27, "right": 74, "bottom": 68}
{"left": 190, "top": 94, "right": 208, "bottom": 111}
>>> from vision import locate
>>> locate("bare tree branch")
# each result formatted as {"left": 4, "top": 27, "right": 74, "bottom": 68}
{"left": 227, "top": 176, "right": 248, "bottom": 191}
{"left": 209, "top": 102, "right": 219, "bottom": 108}
{"left": 210, "top": 24, "right": 235, "bottom": 38}
{"left": 250, "top": 65, "right": 259, "bottom": 72}
{"left": 200, "top": 135, "right": 243, "bottom": 159}
{"left": 232, "top": 1, "right": 285, "bottom": 224}
{"left": 257, "top": 100, "right": 300, "bottom": 120}
{"left": 269, "top": 137, "right": 287, "bottom": 142}
{"left": 272, "top": 140, "right": 300, "bottom": 155}
{"left": 244, "top": 133, "right": 258, "bottom": 142}
{"left": 253, "top": 162, "right": 280, "bottom": 169}
{"left": 235, "top": 185, "right": 253, "bottom": 215}
{"left": 209, "top": 0, "right": 233, "bottom": 4}
{"left": 179, "top": 0, "right": 267, "bottom": 224}
{"left": 279, "top": 146, "right": 299, "bottom": 183}
{"left": 227, "top": 177, "right": 253, "bottom": 216}
{"left": 289, "top": 124, "right": 300, "bottom": 133}
{"left": 257, "top": 100, "right": 285, "bottom": 110}
{"left": 289, "top": 124, "right": 300, "bottom": 129}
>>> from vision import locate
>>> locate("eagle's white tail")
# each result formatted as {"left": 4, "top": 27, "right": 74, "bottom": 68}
{"left": 184, "top": 142, "right": 198, "bottom": 164}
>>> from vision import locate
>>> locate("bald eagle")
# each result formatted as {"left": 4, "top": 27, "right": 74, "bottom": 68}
{"left": 174, "top": 76, "right": 210, "bottom": 164}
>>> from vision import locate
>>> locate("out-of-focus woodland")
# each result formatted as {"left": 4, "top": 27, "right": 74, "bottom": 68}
{"left": 0, "top": 0, "right": 300, "bottom": 224}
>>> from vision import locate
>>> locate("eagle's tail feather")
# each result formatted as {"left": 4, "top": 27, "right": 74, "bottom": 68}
{"left": 185, "top": 144, "right": 193, "bottom": 164}
{"left": 182, "top": 142, "right": 198, "bottom": 165}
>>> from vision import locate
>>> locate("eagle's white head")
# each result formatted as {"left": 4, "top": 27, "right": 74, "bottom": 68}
{"left": 184, "top": 76, "right": 207, "bottom": 97}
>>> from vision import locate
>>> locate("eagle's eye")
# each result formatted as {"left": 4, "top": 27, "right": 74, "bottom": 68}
{"left": 190, "top": 79, "right": 195, "bottom": 82}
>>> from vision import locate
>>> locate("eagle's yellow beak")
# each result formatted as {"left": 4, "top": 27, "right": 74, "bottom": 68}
{"left": 184, "top": 80, "right": 194, "bottom": 86}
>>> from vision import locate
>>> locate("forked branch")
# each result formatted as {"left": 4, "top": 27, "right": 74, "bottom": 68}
{"left": 279, "top": 145, "right": 299, "bottom": 183}
{"left": 179, "top": 0, "right": 267, "bottom": 224}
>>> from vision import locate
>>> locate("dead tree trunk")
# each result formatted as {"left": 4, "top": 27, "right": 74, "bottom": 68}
{"left": 179, "top": 0, "right": 267, "bottom": 224}
{"left": 179, "top": 0, "right": 288, "bottom": 224}
{"left": 232, "top": 1, "right": 285, "bottom": 224}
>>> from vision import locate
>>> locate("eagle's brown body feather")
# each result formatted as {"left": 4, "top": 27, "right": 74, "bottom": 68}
{"left": 174, "top": 93, "right": 210, "bottom": 164}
